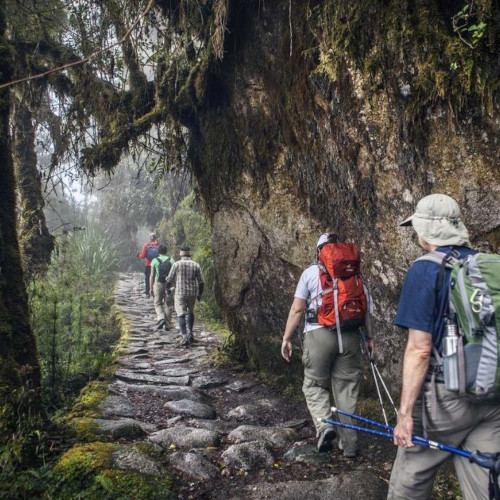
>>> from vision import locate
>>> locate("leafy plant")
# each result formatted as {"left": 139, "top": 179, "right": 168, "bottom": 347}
{"left": 56, "top": 224, "right": 122, "bottom": 277}
{"left": 453, "top": 3, "right": 487, "bottom": 49}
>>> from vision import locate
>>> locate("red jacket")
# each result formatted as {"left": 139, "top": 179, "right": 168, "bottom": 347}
{"left": 138, "top": 240, "right": 159, "bottom": 266}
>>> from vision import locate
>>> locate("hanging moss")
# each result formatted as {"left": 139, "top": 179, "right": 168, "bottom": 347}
{"left": 315, "top": 0, "right": 500, "bottom": 116}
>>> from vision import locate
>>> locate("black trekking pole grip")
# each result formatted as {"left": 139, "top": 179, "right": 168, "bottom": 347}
{"left": 470, "top": 451, "right": 500, "bottom": 472}
{"left": 360, "top": 328, "right": 375, "bottom": 362}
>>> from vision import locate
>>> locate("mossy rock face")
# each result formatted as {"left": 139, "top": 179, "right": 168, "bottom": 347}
{"left": 50, "top": 443, "right": 174, "bottom": 500}
{"left": 182, "top": 0, "right": 500, "bottom": 393}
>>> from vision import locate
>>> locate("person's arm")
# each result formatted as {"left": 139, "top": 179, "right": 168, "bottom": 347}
{"left": 281, "top": 297, "right": 307, "bottom": 362}
{"left": 364, "top": 289, "right": 375, "bottom": 357}
{"left": 393, "top": 328, "right": 432, "bottom": 447}
{"left": 197, "top": 266, "right": 204, "bottom": 300}
{"left": 150, "top": 261, "right": 156, "bottom": 296}
{"left": 138, "top": 243, "right": 148, "bottom": 260}
{"left": 165, "top": 263, "right": 176, "bottom": 288}
{"left": 197, "top": 282, "right": 204, "bottom": 301}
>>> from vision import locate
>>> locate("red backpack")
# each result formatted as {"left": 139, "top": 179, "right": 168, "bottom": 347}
{"left": 317, "top": 242, "right": 367, "bottom": 352}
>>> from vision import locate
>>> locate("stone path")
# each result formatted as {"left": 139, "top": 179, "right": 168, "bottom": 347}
{"left": 97, "top": 273, "right": 390, "bottom": 498}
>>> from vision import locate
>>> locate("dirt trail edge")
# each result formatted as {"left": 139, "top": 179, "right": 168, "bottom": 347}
{"left": 88, "top": 273, "right": 392, "bottom": 499}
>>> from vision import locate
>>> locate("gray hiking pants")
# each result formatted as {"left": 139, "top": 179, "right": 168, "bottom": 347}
{"left": 302, "top": 327, "right": 362, "bottom": 456}
{"left": 174, "top": 294, "right": 196, "bottom": 339}
{"left": 388, "top": 382, "right": 500, "bottom": 500}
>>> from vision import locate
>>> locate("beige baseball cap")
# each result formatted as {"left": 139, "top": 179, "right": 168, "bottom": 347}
{"left": 400, "top": 193, "right": 471, "bottom": 247}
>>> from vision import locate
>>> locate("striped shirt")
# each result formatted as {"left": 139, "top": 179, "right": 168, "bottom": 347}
{"left": 166, "top": 257, "right": 204, "bottom": 297}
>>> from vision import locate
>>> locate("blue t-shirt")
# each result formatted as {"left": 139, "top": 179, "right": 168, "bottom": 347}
{"left": 394, "top": 246, "right": 476, "bottom": 353}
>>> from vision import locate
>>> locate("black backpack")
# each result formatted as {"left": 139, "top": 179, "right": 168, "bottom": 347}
{"left": 156, "top": 258, "right": 172, "bottom": 283}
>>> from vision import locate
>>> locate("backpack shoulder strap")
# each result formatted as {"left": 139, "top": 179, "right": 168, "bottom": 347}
{"left": 414, "top": 250, "right": 449, "bottom": 266}
{"left": 415, "top": 250, "right": 460, "bottom": 292}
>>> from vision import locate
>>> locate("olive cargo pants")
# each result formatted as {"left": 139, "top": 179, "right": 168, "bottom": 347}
{"left": 302, "top": 327, "right": 362, "bottom": 456}
{"left": 153, "top": 282, "right": 172, "bottom": 325}
{"left": 388, "top": 382, "right": 500, "bottom": 499}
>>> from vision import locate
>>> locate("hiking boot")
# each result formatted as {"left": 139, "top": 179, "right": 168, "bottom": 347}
{"left": 338, "top": 439, "right": 356, "bottom": 459}
{"left": 317, "top": 427, "right": 337, "bottom": 452}
{"left": 180, "top": 337, "right": 190, "bottom": 347}
{"left": 156, "top": 319, "right": 166, "bottom": 330}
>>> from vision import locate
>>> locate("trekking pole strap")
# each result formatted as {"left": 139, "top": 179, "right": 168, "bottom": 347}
{"left": 490, "top": 470, "right": 500, "bottom": 500}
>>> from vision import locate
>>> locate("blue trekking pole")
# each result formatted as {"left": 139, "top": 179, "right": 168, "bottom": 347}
{"left": 326, "top": 407, "right": 470, "bottom": 457}
{"left": 319, "top": 408, "right": 500, "bottom": 499}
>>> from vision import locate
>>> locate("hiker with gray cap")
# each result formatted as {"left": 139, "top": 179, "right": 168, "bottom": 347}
{"left": 165, "top": 247, "right": 204, "bottom": 347}
{"left": 388, "top": 193, "right": 500, "bottom": 499}
{"left": 281, "top": 233, "right": 374, "bottom": 458}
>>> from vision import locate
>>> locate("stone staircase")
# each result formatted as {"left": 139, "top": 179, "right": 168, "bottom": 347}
{"left": 58, "top": 273, "right": 391, "bottom": 499}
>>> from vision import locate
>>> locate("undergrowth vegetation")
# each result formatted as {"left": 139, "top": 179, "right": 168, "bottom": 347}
{"left": 29, "top": 223, "right": 121, "bottom": 413}
{"left": 1, "top": 223, "right": 121, "bottom": 497}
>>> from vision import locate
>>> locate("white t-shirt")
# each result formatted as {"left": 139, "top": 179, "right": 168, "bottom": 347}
{"left": 294, "top": 263, "right": 373, "bottom": 333}
{"left": 294, "top": 264, "right": 324, "bottom": 332}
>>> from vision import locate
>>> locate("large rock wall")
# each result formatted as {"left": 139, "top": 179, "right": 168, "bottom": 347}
{"left": 187, "top": 1, "right": 500, "bottom": 386}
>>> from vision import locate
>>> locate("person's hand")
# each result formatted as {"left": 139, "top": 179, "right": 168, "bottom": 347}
{"left": 393, "top": 412, "right": 414, "bottom": 448}
{"left": 281, "top": 338, "right": 292, "bottom": 363}
{"left": 367, "top": 337, "right": 375, "bottom": 360}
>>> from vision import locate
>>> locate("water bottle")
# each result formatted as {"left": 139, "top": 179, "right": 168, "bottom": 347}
{"left": 442, "top": 314, "right": 460, "bottom": 392}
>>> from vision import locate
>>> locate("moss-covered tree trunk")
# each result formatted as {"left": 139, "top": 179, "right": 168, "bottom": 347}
{"left": 0, "top": 6, "right": 42, "bottom": 467}
{"left": 12, "top": 96, "right": 54, "bottom": 280}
